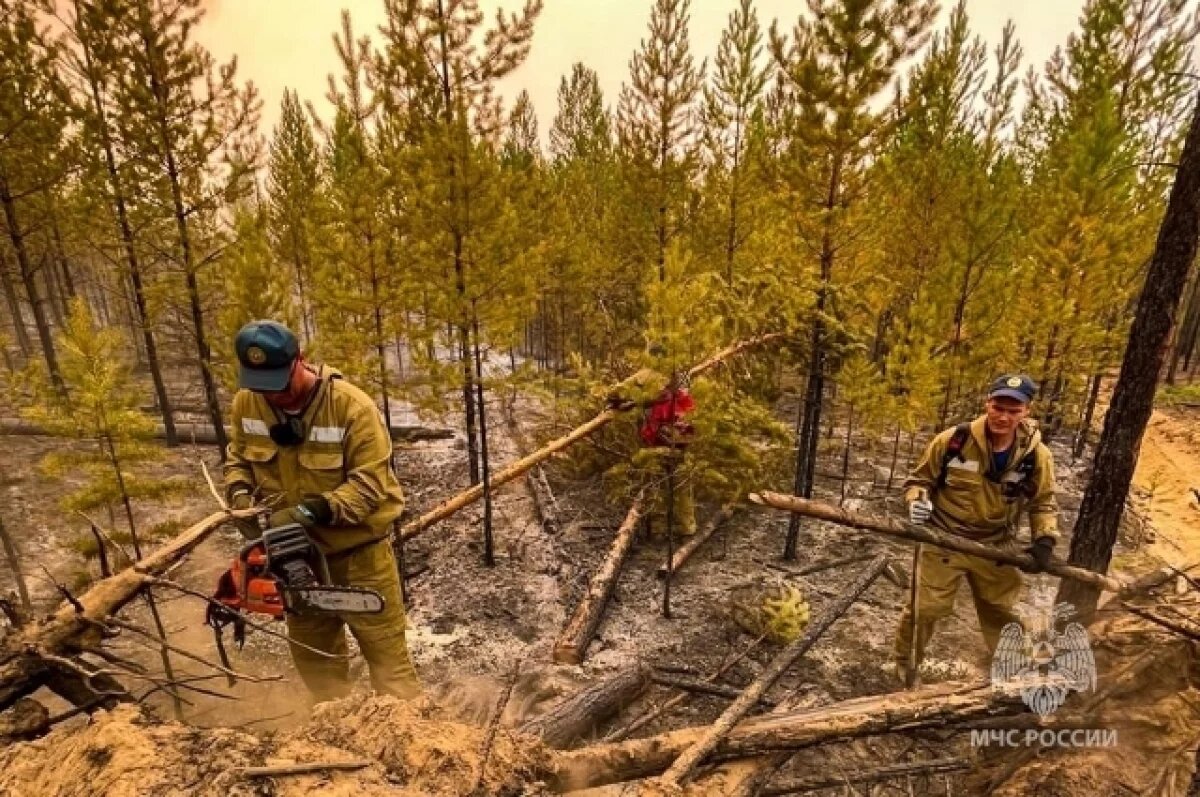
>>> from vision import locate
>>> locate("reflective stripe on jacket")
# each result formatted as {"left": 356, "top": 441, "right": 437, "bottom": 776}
{"left": 903, "top": 415, "right": 1059, "bottom": 543}
{"left": 224, "top": 365, "right": 404, "bottom": 554}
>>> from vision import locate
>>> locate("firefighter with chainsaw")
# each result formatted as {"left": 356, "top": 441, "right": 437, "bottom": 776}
{"left": 893, "top": 374, "right": 1059, "bottom": 686}
{"left": 219, "top": 320, "right": 421, "bottom": 701}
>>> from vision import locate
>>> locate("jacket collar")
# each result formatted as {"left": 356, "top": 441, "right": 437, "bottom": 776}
{"left": 969, "top": 414, "right": 1040, "bottom": 467}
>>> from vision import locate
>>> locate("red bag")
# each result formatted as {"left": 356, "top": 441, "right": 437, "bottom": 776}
{"left": 639, "top": 387, "right": 696, "bottom": 447}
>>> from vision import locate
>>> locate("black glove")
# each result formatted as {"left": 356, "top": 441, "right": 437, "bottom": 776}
{"left": 1026, "top": 536, "right": 1055, "bottom": 573}
{"left": 268, "top": 496, "right": 333, "bottom": 530}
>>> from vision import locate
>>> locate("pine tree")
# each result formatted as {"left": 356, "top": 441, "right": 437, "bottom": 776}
{"left": 771, "top": 0, "right": 936, "bottom": 559}
{"left": 0, "top": 0, "right": 69, "bottom": 397}
{"left": 62, "top": 0, "right": 179, "bottom": 444}
{"left": 1016, "top": 0, "right": 1197, "bottom": 437}
{"left": 267, "top": 89, "right": 322, "bottom": 344}
{"left": 545, "top": 64, "right": 629, "bottom": 367}
{"left": 375, "top": 0, "right": 543, "bottom": 495}
{"left": 20, "top": 300, "right": 187, "bottom": 558}
{"left": 699, "top": 0, "right": 767, "bottom": 287}
{"left": 616, "top": 0, "right": 703, "bottom": 283}
{"left": 111, "top": 0, "right": 261, "bottom": 455}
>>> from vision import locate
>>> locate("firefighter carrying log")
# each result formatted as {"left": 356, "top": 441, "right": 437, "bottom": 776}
{"left": 893, "top": 374, "right": 1060, "bottom": 686}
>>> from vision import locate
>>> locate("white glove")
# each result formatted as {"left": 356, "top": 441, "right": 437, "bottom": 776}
{"left": 908, "top": 494, "right": 933, "bottom": 525}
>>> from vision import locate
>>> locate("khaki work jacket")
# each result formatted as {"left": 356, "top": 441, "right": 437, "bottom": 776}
{"left": 903, "top": 415, "right": 1059, "bottom": 544}
{"left": 224, "top": 365, "right": 404, "bottom": 554}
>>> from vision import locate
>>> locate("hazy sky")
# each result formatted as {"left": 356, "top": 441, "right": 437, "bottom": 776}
{"left": 195, "top": 0, "right": 1088, "bottom": 143}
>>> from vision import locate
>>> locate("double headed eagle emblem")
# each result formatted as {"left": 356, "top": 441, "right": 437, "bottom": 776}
{"left": 990, "top": 603, "right": 1097, "bottom": 717}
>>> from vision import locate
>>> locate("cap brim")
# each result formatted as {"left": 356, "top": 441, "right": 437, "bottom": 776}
{"left": 239, "top": 365, "right": 292, "bottom": 392}
{"left": 988, "top": 389, "right": 1031, "bottom": 403}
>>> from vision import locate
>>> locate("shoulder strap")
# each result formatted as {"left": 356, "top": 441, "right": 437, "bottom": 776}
{"left": 936, "top": 423, "right": 972, "bottom": 491}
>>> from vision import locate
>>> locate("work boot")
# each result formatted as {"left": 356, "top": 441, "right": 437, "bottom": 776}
{"left": 885, "top": 659, "right": 922, "bottom": 689}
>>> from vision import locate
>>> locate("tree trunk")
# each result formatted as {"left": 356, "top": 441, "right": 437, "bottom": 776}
{"left": 50, "top": 213, "right": 75, "bottom": 303}
{"left": 784, "top": 155, "right": 840, "bottom": 560}
{"left": 839, "top": 403, "right": 854, "bottom": 505}
{"left": 0, "top": 248, "right": 30, "bottom": 356}
{"left": 0, "top": 516, "right": 32, "bottom": 613}
{"left": 0, "top": 178, "right": 65, "bottom": 397}
{"left": 553, "top": 495, "right": 646, "bottom": 665}
{"left": 472, "top": 309, "right": 495, "bottom": 566}
{"left": 521, "top": 663, "right": 651, "bottom": 749}
{"left": 656, "top": 504, "right": 736, "bottom": 578}
{"left": 1072, "top": 373, "right": 1103, "bottom": 462}
{"left": 1058, "top": 89, "right": 1200, "bottom": 620}
{"left": 136, "top": 9, "right": 221, "bottom": 453}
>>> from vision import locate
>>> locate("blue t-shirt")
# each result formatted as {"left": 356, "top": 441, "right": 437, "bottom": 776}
{"left": 992, "top": 446, "right": 1012, "bottom": 473}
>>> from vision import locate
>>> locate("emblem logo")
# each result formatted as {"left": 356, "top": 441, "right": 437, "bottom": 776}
{"left": 991, "top": 603, "right": 1096, "bottom": 717}
{"left": 246, "top": 346, "right": 267, "bottom": 365}
{"left": 1006, "top": 376, "right": 1023, "bottom": 388}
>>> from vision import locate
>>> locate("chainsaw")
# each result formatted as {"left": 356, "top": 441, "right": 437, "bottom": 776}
{"left": 205, "top": 524, "right": 385, "bottom": 654}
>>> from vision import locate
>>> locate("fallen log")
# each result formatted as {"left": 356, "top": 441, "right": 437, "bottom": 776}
{"left": 658, "top": 555, "right": 891, "bottom": 787}
{"left": 760, "top": 757, "right": 969, "bottom": 795}
{"left": 400, "top": 334, "right": 783, "bottom": 541}
{"left": 656, "top": 503, "right": 736, "bottom": 579}
{"left": 553, "top": 496, "right": 647, "bottom": 665}
{"left": 750, "top": 493, "right": 1127, "bottom": 594}
{"left": 0, "top": 698, "right": 49, "bottom": 742}
{"left": 0, "top": 509, "right": 252, "bottom": 713}
{"left": 0, "top": 417, "right": 453, "bottom": 444}
{"left": 521, "top": 663, "right": 652, "bottom": 749}
{"left": 549, "top": 680, "right": 1022, "bottom": 790}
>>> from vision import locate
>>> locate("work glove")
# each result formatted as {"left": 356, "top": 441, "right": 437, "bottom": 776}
{"left": 605, "top": 393, "right": 636, "bottom": 411}
{"left": 227, "top": 489, "right": 262, "bottom": 540}
{"left": 908, "top": 490, "right": 933, "bottom": 525}
{"left": 268, "top": 496, "right": 333, "bottom": 531}
{"left": 1026, "top": 536, "right": 1055, "bottom": 573}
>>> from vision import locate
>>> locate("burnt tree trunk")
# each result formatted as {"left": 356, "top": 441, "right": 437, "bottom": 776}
{"left": 0, "top": 174, "right": 65, "bottom": 397}
{"left": 1058, "top": 90, "right": 1200, "bottom": 620}
{"left": 0, "top": 248, "right": 30, "bottom": 356}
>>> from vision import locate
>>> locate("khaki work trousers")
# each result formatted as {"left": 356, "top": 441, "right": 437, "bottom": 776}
{"left": 893, "top": 544, "right": 1023, "bottom": 665}
{"left": 642, "top": 448, "right": 697, "bottom": 537}
{"left": 286, "top": 539, "right": 421, "bottom": 702}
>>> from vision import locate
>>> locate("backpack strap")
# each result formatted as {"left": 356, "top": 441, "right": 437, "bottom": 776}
{"left": 935, "top": 423, "right": 972, "bottom": 491}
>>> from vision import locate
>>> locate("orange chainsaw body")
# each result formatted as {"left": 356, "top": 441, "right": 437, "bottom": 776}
{"left": 219, "top": 543, "right": 286, "bottom": 619}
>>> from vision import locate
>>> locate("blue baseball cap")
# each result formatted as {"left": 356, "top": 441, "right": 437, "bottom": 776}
{"left": 988, "top": 373, "right": 1037, "bottom": 404}
{"left": 234, "top": 320, "right": 299, "bottom": 392}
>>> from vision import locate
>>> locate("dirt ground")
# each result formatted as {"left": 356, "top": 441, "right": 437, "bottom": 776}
{"left": 2, "top": 387, "right": 1200, "bottom": 794}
